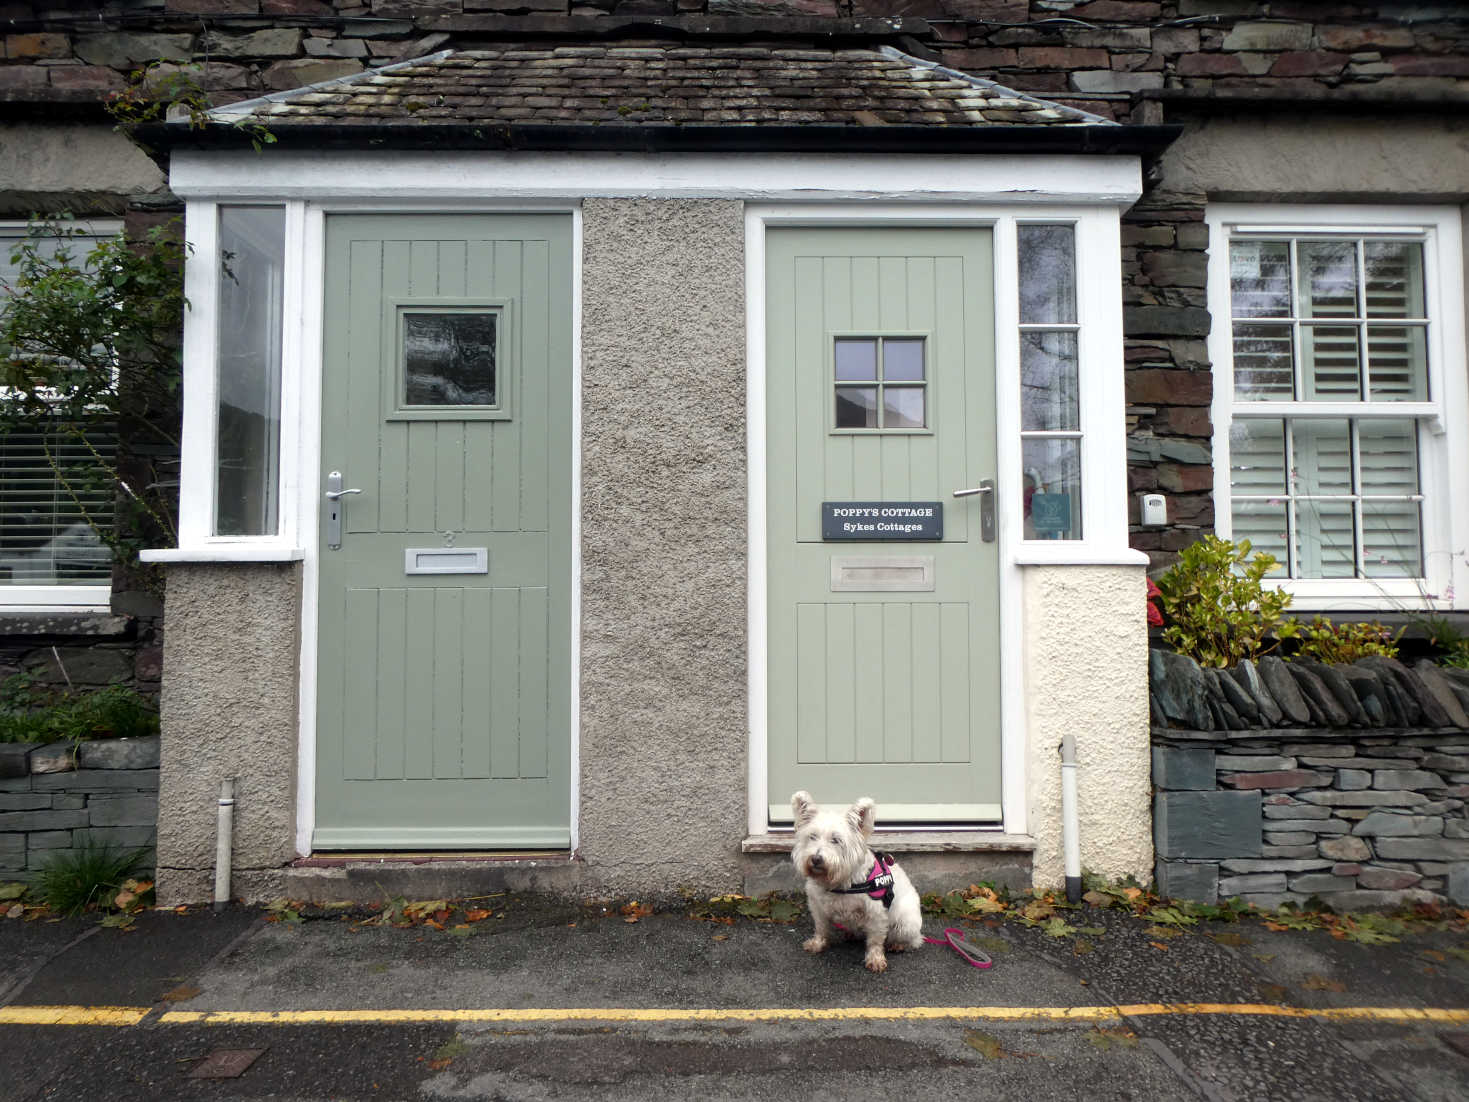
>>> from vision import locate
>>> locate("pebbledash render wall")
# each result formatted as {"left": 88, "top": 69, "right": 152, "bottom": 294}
{"left": 154, "top": 563, "right": 302, "bottom": 903}
{"left": 1024, "top": 566, "right": 1153, "bottom": 889}
{"left": 576, "top": 198, "right": 749, "bottom": 898}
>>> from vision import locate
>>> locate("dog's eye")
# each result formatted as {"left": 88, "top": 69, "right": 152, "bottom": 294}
{"left": 830, "top": 835, "right": 841, "bottom": 844}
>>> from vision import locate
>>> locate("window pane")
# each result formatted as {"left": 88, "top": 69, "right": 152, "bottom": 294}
{"left": 0, "top": 426, "right": 115, "bottom": 586}
{"left": 403, "top": 312, "right": 497, "bottom": 406}
{"left": 835, "top": 338, "right": 877, "bottom": 381}
{"left": 1358, "top": 419, "right": 1419, "bottom": 497}
{"left": 1229, "top": 419, "right": 1286, "bottom": 496}
{"left": 1366, "top": 324, "right": 1428, "bottom": 401}
{"left": 1362, "top": 501, "right": 1422, "bottom": 578}
{"left": 1229, "top": 240, "right": 1292, "bottom": 318}
{"left": 836, "top": 386, "right": 877, "bottom": 428}
{"left": 1022, "top": 437, "right": 1082, "bottom": 540}
{"left": 1301, "top": 324, "right": 1361, "bottom": 399}
{"left": 215, "top": 206, "right": 285, "bottom": 538}
{"left": 1020, "top": 330, "right": 1079, "bottom": 431}
{"left": 882, "top": 339, "right": 925, "bottom": 381}
{"left": 1018, "top": 225, "right": 1076, "bottom": 325}
{"left": 1232, "top": 322, "right": 1294, "bottom": 399}
{"left": 1364, "top": 242, "right": 1425, "bottom": 319}
{"left": 1295, "top": 500, "right": 1356, "bottom": 578}
{"left": 1298, "top": 241, "right": 1359, "bottom": 319}
{"left": 1230, "top": 501, "right": 1289, "bottom": 576}
{"left": 883, "top": 387, "right": 924, "bottom": 429}
{"left": 1291, "top": 419, "right": 1352, "bottom": 496}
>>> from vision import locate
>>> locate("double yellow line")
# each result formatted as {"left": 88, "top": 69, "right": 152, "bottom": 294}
{"left": 4, "top": 1003, "right": 1469, "bottom": 1027}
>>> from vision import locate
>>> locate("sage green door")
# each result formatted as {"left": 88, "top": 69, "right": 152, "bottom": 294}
{"left": 315, "top": 213, "right": 572, "bottom": 849}
{"left": 766, "top": 227, "right": 1001, "bottom": 824}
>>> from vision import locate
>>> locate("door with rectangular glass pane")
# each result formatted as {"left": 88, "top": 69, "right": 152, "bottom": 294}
{"left": 765, "top": 227, "right": 1001, "bottom": 824}
{"left": 314, "top": 214, "right": 572, "bottom": 849}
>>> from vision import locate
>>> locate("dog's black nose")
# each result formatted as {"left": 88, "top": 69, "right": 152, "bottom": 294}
{"left": 809, "top": 855, "right": 825, "bottom": 870}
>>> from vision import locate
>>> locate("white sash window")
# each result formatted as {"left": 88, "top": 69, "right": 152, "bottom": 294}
{"left": 1208, "top": 206, "right": 1468, "bottom": 609}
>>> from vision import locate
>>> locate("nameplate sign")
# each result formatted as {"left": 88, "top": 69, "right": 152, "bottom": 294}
{"left": 821, "top": 502, "right": 943, "bottom": 541}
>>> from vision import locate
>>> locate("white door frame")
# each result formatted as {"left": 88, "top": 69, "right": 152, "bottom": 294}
{"left": 745, "top": 202, "right": 1145, "bottom": 840}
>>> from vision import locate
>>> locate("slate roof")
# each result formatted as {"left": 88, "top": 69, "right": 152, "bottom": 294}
{"left": 213, "top": 44, "right": 1111, "bottom": 130}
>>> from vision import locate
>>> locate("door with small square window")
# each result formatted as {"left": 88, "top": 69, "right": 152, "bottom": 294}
{"left": 766, "top": 227, "right": 1002, "bottom": 824}
{"left": 314, "top": 214, "right": 572, "bottom": 849}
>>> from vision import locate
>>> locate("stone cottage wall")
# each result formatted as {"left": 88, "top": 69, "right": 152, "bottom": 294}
{"left": 0, "top": 736, "right": 159, "bottom": 882}
{"left": 1151, "top": 652, "right": 1469, "bottom": 906}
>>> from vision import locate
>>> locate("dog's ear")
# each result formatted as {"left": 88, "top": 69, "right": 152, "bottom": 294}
{"left": 790, "top": 791, "right": 818, "bottom": 827}
{"left": 847, "top": 797, "right": 876, "bottom": 839}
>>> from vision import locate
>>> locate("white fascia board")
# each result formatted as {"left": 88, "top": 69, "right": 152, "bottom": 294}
{"left": 169, "top": 150, "right": 1143, "bottom": 206}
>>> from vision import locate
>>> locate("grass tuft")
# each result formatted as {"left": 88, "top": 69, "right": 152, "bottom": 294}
{"left": 35, "top": 841, "right": 151, "bottom": 916}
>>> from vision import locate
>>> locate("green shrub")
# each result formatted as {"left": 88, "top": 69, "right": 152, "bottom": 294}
{"left": 0, "top": 679, "right": 159, "bottom": 744}
{"left": 1289, "top": 617, "right": 1402, "bottom": 664}
{"left": 34, "top": 841, "right": 150, "bottom": 915}
{"left": 1154, "top": 535, "right": 1298, "bottom": 668}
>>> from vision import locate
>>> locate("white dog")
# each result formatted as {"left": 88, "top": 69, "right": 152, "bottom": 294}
{"left": 789, "top": 790, "right": 924, "bottom": 973}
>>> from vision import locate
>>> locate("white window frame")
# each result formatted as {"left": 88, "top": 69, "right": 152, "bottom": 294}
{"left": 1207, "top": 204, "right": 1469, "bottom": 611}
{"left": 0, "top": 218, "right": 123, "bottom": 611}
{"left": 140, "top": 201, "right": 307, "bottom": 565}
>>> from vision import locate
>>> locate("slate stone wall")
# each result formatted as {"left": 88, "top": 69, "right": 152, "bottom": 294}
{"left": 1151, "top": 653, "right": 1469, "bottom": 907}
{"left": 0, "top": 736, "right": 159, "bottom": 882}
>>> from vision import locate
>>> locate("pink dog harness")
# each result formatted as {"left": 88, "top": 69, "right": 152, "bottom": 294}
{"left": 830, "top": 854, "right": 897, "bottom": 909}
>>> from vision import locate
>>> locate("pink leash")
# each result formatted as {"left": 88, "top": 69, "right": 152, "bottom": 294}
{"left": 832, "top": 922, "right": 993, "bottom": 970}
{"left": 924, "top": 927, "right": 993, "bottom": 969}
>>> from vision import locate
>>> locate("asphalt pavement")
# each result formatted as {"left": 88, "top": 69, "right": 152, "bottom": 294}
{"left": 2, "top": 892, "right": 1468, "bottom": 1101}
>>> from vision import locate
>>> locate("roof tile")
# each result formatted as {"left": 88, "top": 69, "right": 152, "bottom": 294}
{"left": 212, "top": 43, "right": 1112, "bottom": 130}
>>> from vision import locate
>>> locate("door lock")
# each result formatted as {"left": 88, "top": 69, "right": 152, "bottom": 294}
{"left": 952, "top": 479, "right": 996, "bottom": 543}
{"left": 325, "top": 470, "right": 362, "bottom": 550}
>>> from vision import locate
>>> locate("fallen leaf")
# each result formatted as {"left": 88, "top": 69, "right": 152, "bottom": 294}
{"left": 1206, "top": 931, "right": 1248, "bottom": 947}
{"left": 426, "top": 1058, "right": 452, "bottom": 1071}
{"left": 464, "top": 909, "right": 492, "bottom": 922}
{"left": 1301, "top": 975, "right": 1346, "bottom": 992}
{"left": 163, "top": 985, "right": 202, "bottom": 1002}
{"left": 5, "top": 904, "right": 23, "bottom": 919}
{"left": 0, "top": 883, "right": 26, "bottom": 902}
{"left": 1148, "top": 941, "right": 1169, "bottom": 952}
{"left": 962, "top": 1030, "right": 1006, "bottom": 1059}
{"left": 712, "top": 933, "right": 729, "bottom": 941}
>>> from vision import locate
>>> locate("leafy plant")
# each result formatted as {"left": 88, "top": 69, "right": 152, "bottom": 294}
{"left": 34, "top": 841, "right": 150, "bottom": 915}
{"left": 0, "top": 217, "right": 187, "bottom": 564}
{"left": 1153, "top": 536, "right": 1299, "bottom": 667}
{"left": 1415, "top": 615, "right": 1469, "bottom": 669}
{"left": 1288, "top": 617, "right": 1402, "bottom": 664}
{"left": 0, "top": 679, "right": 159, "bottom": 744}
{"left": 106, "top": 62, "right": 277, "bottom": 154}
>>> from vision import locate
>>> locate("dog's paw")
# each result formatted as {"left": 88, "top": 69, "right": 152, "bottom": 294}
{"left": 803, "top": 935, "right": 828, "bottom": 955}
{"left": 864, "top": 950, "right": 888, "bottom": 973}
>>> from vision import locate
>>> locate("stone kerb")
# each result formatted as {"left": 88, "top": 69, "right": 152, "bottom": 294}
{"left": 0, "top": 736, "right": 159, "bottom": 882}
{"left": 1150, "top": 652, "right": 1469, "bottom": 907}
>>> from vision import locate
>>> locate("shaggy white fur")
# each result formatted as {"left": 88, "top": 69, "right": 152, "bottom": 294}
{"left": 789, "top": 790, "right": 923, "bottom": 973}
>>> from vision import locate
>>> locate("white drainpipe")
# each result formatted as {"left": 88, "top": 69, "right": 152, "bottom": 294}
{"left": 1060, "top": 734, "right": 1082, "bottom": 903}
{"left": 214, "top": 778, "right": 235, "bottom": 912}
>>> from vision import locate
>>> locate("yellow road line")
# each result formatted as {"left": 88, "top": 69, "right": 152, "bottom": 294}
{"left": 157, "top": 1004, "right": 1469, "bottom": 1026}
{"left": 0, "top": 1006, "right": 149, "bottom": 1026}
{"left": 6, "top": 1003, "right": 1469, "bottom": 1028}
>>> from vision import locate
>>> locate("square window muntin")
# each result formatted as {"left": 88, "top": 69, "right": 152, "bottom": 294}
{"left": 384, "top": 299, "right": 512, "bottom": 422}
{"left": 829, "top": 332, "right": 931, "bottom": 434}
{"left": 1208, "top": 205, "right": 1465, "bottom": 604}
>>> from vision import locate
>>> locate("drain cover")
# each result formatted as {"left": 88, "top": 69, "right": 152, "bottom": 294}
{"left": 189, "top": 1048, "right": 267, "bottom": 1079}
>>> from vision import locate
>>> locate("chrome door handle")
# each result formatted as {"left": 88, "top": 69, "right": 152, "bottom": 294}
{"left": 325, "top": 471, "right": 361, "bottom": 550}
{"left": 953, "top": 478, "right": 996, "bottom": 543}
